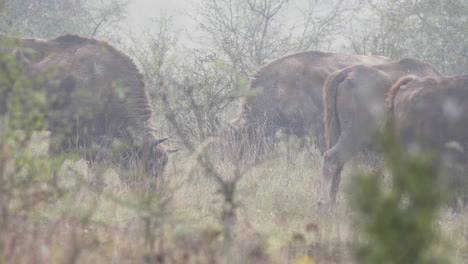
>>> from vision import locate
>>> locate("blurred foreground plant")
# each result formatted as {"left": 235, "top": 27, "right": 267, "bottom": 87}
{"left": 351, "top": 133, "right": 450, "bottom": 264}
{"left": 0, "top": 36, "right": 61, "bottom": 263}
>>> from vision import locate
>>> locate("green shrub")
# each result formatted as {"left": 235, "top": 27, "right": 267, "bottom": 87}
{"left": 351, "top": 134, "right": 450, "bottom": 264}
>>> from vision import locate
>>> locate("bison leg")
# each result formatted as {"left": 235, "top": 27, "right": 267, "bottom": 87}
{"left": 319, "top": 148, "right": 344, "bottom": 207}
{"left": 318, "top": 129, "right": 365, "bottom": 208}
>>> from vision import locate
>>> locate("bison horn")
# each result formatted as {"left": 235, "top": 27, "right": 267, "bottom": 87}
{"left": 167, "top": 148, "right": 178, "bottom": 153}
{"left": 150, "top": 137, "right": 168, "bottom": 148}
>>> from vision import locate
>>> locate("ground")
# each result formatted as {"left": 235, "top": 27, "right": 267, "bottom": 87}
{"left": 4, "top": 133, "right": 468, "bottom": 264}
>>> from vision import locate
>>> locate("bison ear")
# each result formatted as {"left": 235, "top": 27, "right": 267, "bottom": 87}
{"left": 149, "top": 137, "right": 168, "bottom": 148}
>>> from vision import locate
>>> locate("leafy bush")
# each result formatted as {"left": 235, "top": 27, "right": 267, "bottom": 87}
{"left": 351, "top": 134, "right": 450, "bottom": 264}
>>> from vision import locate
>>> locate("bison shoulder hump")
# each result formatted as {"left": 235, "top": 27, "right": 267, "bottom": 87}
{"left": 53, "top": 34, "right": 91, "bottom": 45}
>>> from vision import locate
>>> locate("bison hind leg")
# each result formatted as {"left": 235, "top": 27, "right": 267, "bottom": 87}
{"left": 319, "top": 148, "right": 345, "bottom": 208}
{"left": 319, "top": 127, "right": 367, "bottom": 208}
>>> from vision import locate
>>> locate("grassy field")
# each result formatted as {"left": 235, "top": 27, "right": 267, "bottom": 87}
{"left": 2, "top": 134, "right": 468, "bottom": 264}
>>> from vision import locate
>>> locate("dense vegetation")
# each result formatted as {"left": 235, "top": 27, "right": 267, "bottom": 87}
{"left": 0, "top": 0, "right": 467, "bottom": 263}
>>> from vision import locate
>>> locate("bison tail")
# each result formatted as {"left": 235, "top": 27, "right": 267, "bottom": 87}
{"left": 323, "top": 67, "right": 354, "bottom": 150}
{"left": 385, "top": 75, "right": 416, "bottom": 132}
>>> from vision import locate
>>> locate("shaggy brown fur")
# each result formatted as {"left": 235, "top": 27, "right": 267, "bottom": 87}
{"left": 224, "top": 51, "right": 391, "bottom": 157}
{"left": 318, "top": 58, "right": 441, "bottom": 206}
{"left": 1, "top": 33, "right": 169, "bottom": 178}
{"left": 387, "top": 75, "right": 468, "bottom": 148}
{"left": 386, "top": 75, "right": 468, "bottom": 211}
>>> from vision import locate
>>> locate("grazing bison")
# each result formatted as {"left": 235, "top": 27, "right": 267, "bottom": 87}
{"left": 319, "top": 58, "right": 441, "bottom": 206}
{"left": 387, "top": 75, "right": 468, "bottom": 211}
{"left": 223, "top": 51, "right": 391, "bottom": 159}
{"left": 1, "top": 33, "right": 170, "bottom": 178}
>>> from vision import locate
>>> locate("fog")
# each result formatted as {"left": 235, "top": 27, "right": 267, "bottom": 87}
{"left": 125, "top": 0, "right": 341, "bottom": 48}
{"left": 127, "top": 0, "right": 192, "bottom": 31}
{"left": 0, "top": 1, "right": 467, "bottom": 263}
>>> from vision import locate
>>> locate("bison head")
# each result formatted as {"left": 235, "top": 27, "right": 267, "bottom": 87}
{"left": 143, "top": 137, "right": 170, "bottom": 178}
{"left": 119, "top": 137, "right": 174, "bottom": 182}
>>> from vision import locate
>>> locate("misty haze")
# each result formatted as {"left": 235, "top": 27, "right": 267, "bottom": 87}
{"left": 0, "top": 0, "right": 467, "bottom": 263}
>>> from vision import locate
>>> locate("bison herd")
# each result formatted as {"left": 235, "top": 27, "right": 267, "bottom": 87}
{"left": 1, "top": 33, "right": 466, "bottom": 210}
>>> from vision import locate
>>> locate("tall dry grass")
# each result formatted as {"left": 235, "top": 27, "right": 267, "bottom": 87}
{"left": 1, "top": 131, "right": 467, "bottom": 263}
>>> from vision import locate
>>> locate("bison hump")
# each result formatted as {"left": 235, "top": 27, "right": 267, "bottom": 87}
{"left": 53, "top": 34, "right": 90, "bottom": 44}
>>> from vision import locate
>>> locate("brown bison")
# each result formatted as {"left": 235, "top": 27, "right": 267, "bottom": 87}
{"left": 223, "top": 51, "right": 391, "bottom": 158}
{"left": 1, "top": 33, "right": 170, "bottom": 178}
{"left": 387, "top": 75, "right": 468, "bottom": 211}
{"left": 318, "top": 58, "right": 441, "bottom": 206}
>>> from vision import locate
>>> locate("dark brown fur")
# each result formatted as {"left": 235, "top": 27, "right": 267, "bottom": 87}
{"left": 387, "top": 75, "right": 468, "bottom": 148}
{"left": 1, "top": 33, "right": 169, "bottom": 178}
{"left": 387, "top": 75, "right": 468, "bottom": 211}
{"left": 224, "top": 51, "right": 391, "bottom": 157}
{"left": 319, "top": 58, "right": 441, "bottom": 206}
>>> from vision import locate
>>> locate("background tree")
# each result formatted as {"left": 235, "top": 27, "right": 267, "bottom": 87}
{"left": 195, "top": 0, "right": 360, "bottom": 75}
{"left": 347, "top": 0, "right": 467, "bottom": 75}
{"left": 149, "top": 0, "right": 363, "bottom": 142}
{"left": 0, "top": 0, "right": 129, "bottom": 39}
